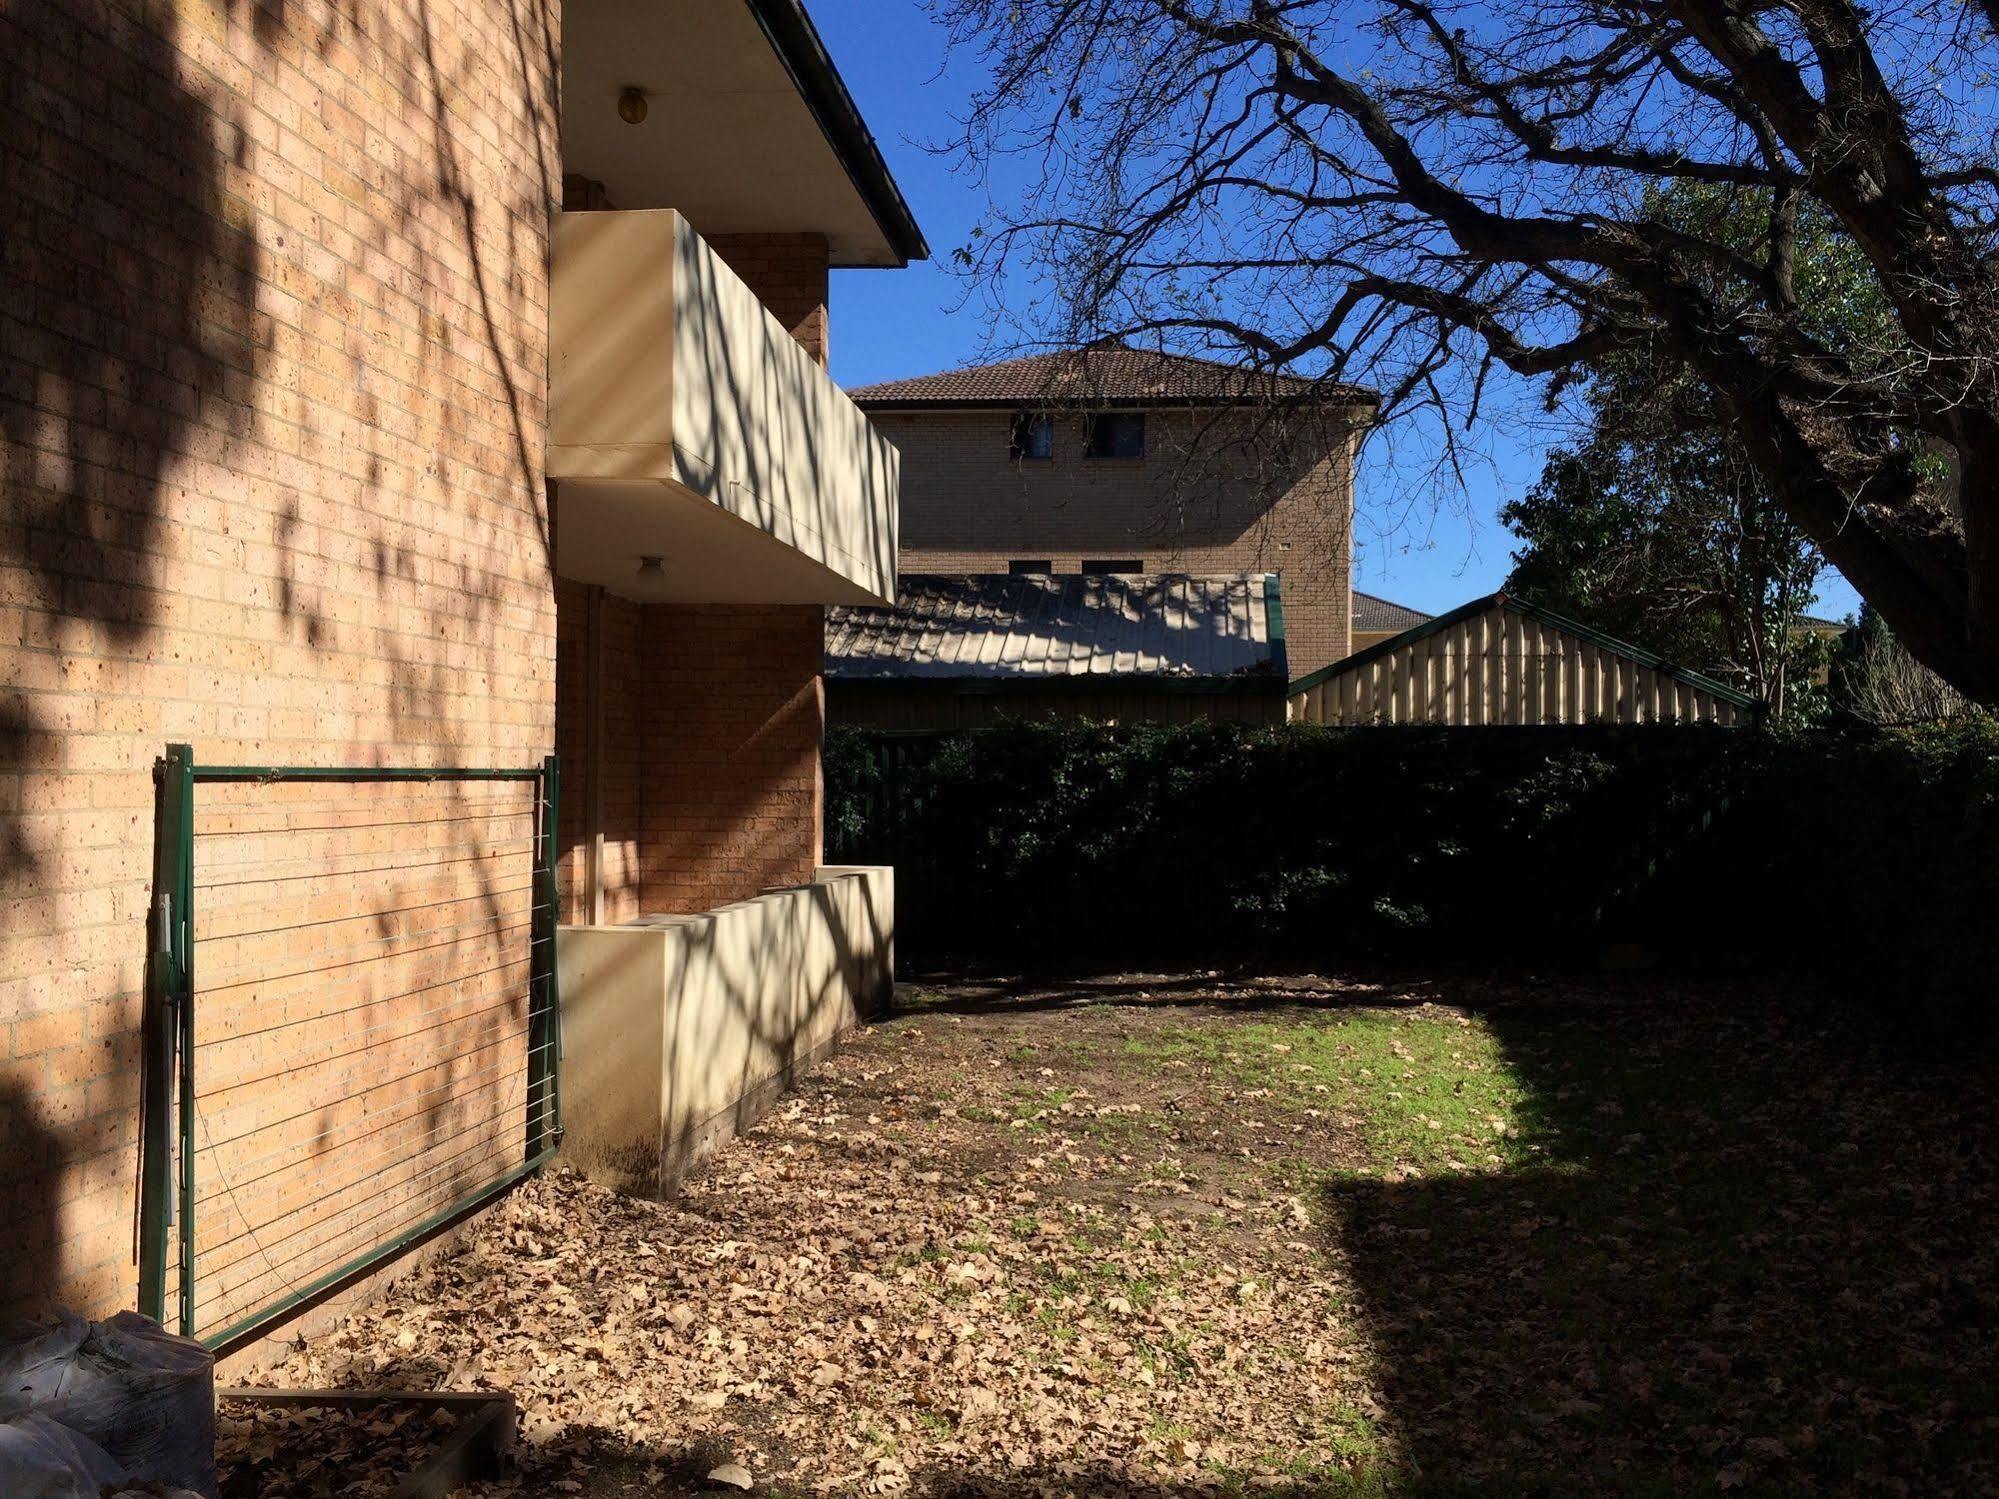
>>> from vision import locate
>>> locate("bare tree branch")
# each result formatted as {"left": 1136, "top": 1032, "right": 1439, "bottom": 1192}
{"left": 931, "top": 0, "right": 1999, "bottom": 698}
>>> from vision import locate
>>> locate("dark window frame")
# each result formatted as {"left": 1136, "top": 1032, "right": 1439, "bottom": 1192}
{"left": 1083, "top": 412, "right": 1146, "bottom": 460}
{"left": 1008, "top": 411, "right": 1055, "bottom": 461}
{"left": 1081, "top": 559, "right": 1143, "bottom": 574}
{"left": 1008, "top": 559, "right": 1054, "bottom": 575}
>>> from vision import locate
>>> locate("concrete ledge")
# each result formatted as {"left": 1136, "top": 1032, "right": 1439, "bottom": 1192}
{"left": 556, "top": 865, "right": 893, "bottom": 1195}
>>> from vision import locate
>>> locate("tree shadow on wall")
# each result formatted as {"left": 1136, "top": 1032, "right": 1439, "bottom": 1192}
{"left": 0, "top": 1078, "right": 65, "bottom": 1318}
{"left": 3, "top": 0, "right": 566, "bottom": 1326}
{"left": 0, "top": 0, "right": 262, "bottom": 1313}
{"left": 1, "top": 0, "right": 262, "bottom": 849}
{"left": 1322, "top": 992, "right": 1999, "bottom": 1493}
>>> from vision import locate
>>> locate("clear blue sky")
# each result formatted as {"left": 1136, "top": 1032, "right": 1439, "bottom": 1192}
{"left": 811, "top": 0, "right": 1861, "bottom": 622}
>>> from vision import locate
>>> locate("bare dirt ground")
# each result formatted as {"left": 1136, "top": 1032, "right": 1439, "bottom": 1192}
{"left": 222, "top": 972, "right": 1999, "bottom": 1497}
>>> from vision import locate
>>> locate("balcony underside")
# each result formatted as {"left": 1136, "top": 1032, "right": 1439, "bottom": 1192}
{"left": 555, "top": 476, "right": 890, "bottom": 605}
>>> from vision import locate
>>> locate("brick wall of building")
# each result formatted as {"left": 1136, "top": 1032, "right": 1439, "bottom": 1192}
{"left": 874, "top": 408, "right": 1364, "bottom": 674}
{"left": 1, "top": 0, "right": 560, "bottom": 1320}
{"left": 555, "top": 594, "right": 824, "bottom": 921}
{"left": 636, "top": 604, "right": 825, "bottom": 913}
{"left": 549, "top": 210, "right": 831, "bottom": 924}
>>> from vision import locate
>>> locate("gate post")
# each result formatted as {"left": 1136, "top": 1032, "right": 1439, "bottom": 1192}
{"left": 138, "top": 744, "right": 192, "bottom": 1326}
{"left": 527, "top": 755, "right": 562, "bottom": 1162}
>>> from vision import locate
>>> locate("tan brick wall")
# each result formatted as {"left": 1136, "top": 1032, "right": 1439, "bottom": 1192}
{"left": 707, "top": 234, "right": 831, "bottom": 367}
{"left": 174, "top": 776, "right": 545, "bottom": 1346}
{"left": 556, "top": 594, "right": 824, "bottom": 921}
{"left": 555, "top": 578, "right": 591, "bottom": 917}
{"left": 1, "top": 0, "right": 560, "bottom": 1320}
{"left": 876, "top": 409, "right": 1362, "bottom": 675}
{"left": 637, "top": 604, "right": 825, "bottom": 913}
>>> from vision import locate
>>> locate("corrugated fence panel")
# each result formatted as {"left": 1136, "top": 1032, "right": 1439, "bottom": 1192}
{"left": 1290, "top": 600, "right": 1751, "bottom": 726}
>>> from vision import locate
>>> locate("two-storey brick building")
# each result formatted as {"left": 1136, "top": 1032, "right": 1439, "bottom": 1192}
{"left": 844, "top": 348, "right": 1378, "bottom": 691}
{"left": 3, "top": 0, "right": 919, "bottom": 1355}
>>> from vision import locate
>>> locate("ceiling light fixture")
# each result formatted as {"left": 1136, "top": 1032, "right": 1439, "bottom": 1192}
{"left": 632, "top": 555, "right": 670, "bottom": 602}
{"left": 617, "top": 87, "right": 648, "bottom": 125}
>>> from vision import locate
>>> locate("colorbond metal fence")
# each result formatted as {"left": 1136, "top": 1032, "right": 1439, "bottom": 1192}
{"left": 138, "top": 748, "right": 561, "bottom": 1352}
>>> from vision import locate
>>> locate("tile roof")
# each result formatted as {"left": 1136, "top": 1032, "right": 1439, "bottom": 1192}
{"left": 1352, "top": 591, "right": 1432, "bottom": 634}
{"left": 848, "top": 346, "right": 1377, "bottom": 409}
{"left": 825, "top": 573, "right": 1286, "bottom": 682}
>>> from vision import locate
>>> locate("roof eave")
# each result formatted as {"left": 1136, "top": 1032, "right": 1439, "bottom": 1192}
{"left": 853, "top": 388, "right": 1383, "bottom": 413}
{"left": 746, "top": 0, "right": 929, "bottom": 268}
{"left": 825, "top": 672, "right": 1287, "bottom": 696}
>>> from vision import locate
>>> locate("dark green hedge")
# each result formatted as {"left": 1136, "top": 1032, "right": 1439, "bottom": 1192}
{"left": 826, "top": 719, "right": 1999, "bottom": 1027}
{"left": 1717, "top": 721, "right": 1999, "bottom": 1030}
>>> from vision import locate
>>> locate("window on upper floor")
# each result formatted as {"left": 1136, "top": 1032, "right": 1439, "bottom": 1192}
{"left": 1082, "top": 559, "right": 1143, "bottom": 574}
{"left": 1084, "top": 412, "right": 1146, "bottom": 460}
{"left": 1008, "top": 412, "right": 1055, "bottom": 461}
{"left": 1008, "top": 559, "right": 1054, "bottom": 575}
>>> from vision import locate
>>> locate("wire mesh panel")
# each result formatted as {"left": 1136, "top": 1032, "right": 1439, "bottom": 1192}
{"left": 140, "top": 755, "right": 559, "bottom": 1350}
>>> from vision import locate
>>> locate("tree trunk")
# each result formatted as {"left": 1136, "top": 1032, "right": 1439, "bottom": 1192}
{"left": 1955, "top": 441, "right": 1999, "bottom": 705}
{"left": 1665, "top": 311, "right": 1997, "bottom": 703}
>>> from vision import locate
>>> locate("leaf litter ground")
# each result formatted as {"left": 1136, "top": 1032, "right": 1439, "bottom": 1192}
{"left": 223, "top": 971, "right": 1999, "bottom": 1496}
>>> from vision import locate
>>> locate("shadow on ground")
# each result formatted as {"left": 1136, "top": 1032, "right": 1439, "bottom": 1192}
{"left": 894, "top": 972, "right": 1999, "bottom": 1493}
{"left": 893, "top": 968, "right": 1451, "bottom": 1018}
{"left": 1323, "top": 992, "right": 1999, "bottom": 1493}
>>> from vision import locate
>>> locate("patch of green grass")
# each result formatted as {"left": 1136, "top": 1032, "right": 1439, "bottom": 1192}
{"left": 1319, "top": 1406, "right": 1386, "bottom": 1463}
{"left": 1078, "top": 1109, "right": 1149, "bottom": 1141}
{"left": 853, "top": 1409, "right": 899, "bottom": 1455}
{"left": 1132, "top": 1009, "right": 1535, "bottom": 1175}
{"left": 1117, "top": 1274, "right": 1160, "bottom": 1309}
{"left": 1326, "top": 1012, "right": 1532, "bottom": 1171}
{"left": 1032, "top": 1303, "right": 1080, "bottom": 1343}
{"left": 1138, "top": 1331, "right": 1199, "bottom": 1382}
{"left": 1120, "top": 1028, "right": 1232, "bottom": 1067}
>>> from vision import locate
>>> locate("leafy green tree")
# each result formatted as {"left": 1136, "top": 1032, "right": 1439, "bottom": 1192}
{"left": 1502, "top": 378, "right": 1830, "bottom": 716}
{"left": 1503, "top": 465, "right": 1825, "bottom": 718}
{"left": 1501, "top": 187, "right": 1889, "bottom": 716}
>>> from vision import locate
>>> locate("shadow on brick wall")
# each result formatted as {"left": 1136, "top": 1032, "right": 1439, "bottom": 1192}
{"left": 1, "top": 0, "right": 563, "bottom": 1319}
{"left": 1, "top": 0, "right": 261, "bottom": 858}
{"left": 0, "top": 1078, "right": 62, "bottom": 1318}
{"left": 1, "top": 0, "right": 265, "bottom": 1308}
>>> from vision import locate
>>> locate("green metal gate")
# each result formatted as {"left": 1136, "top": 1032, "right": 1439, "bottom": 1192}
{"left": 138, "top": 749, "right": 561, "bottom": 1351}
